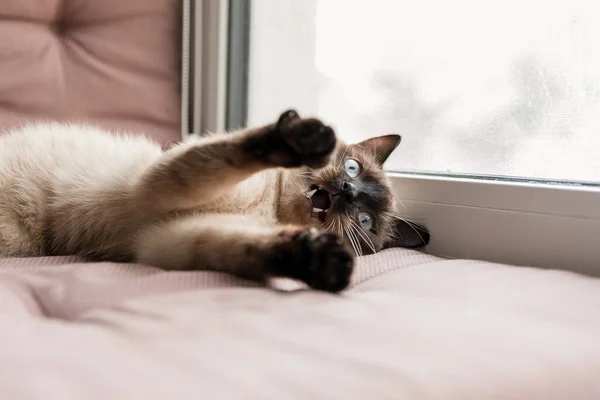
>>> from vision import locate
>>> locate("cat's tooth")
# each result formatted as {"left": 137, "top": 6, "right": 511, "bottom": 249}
{"left": 307, "top": 189, "right": 317, "bottom": 198}
{"left": 313, "top": 207, "right": 323, "bottom": 213}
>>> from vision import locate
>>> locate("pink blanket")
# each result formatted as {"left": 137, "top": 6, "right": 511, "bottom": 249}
{"left": 2, "top": 249, "right": 599, "bottom": 399}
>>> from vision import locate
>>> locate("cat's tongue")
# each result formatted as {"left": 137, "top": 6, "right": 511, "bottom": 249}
{"left": 311, "top": 188, "right": 331, "bottom": 210}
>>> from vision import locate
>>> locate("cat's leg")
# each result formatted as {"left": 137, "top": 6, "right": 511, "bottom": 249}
{"left": 133, "top": 213, "right": 354, "bottom": 292}
{"left": 137, "top": 110, "right": 336, "bottom": 211}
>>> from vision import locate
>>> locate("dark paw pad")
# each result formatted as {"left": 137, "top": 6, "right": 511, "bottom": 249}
{"left": 245, "top": 110, "right": 338, "bottom": 169}
{"left": 304, "top": 232, "right": 354, "bottom": 292}
{"left": 279, "top": 117, "right": 336, "bottom": 165}
{"left": 280, "top": 229, "right": 354, "bottom": 292}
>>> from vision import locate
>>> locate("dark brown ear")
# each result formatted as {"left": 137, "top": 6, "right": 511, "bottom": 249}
{"left": 356, "top": 134, "right": 402, "bottom": 166}
{"left": 383, "top": 218, "right": 430, "bottom": 249}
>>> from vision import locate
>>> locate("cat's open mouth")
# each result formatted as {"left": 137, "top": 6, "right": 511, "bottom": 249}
{"left": 305, "top": 185, "right": 332, "bottom": 223}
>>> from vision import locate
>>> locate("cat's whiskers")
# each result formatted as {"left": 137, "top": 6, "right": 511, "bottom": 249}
{"left": 383, "top": 211, "right": 426, "bottom": 224}
{"left": 351, "top": 224, "right": 373, "bottom": 255}
{"left": 322, "top": 218, "right": 335, "bottom": 232}
{"left": 336, "top": 216, "right": 343, "bottom": 239}
{"left": 297, "top": 170, "right": 317, "bottom": 175}
{"left": 344, "top": 226, "right": 357, "bottom": 255}
{"left": 349, "top": 220, "right": 377, "bottom": 254}
{"left": 318, "top": 168, "right": 336, "bottom": 184}
{"left": 336, "top": 148, "right": 347, "bottom": 170}
{"left": 331, "top": 214, "right": 340, "bottom": 237}
{"left": 296, "top": 172, "right": 317, "bottom": 181}
{"left": 383, "top": 211, "right": 428, "bottom": 247}
{"left": 345, "top": 224, "right": 362, "bottom": 256}
{"left": 352, "top": 229, "right": 363, "bottom": 256}
{"left": 402, "top": 220, "right": 427, "bottom": 247}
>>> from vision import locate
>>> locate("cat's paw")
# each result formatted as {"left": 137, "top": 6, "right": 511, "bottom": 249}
{"left": 275, "top": 110, "right": 337, "bottom": 169}
{"left": 277, "top": 228, "right": 355, "bottom": 292}
{"left": 303, "top": 230, "right": 355, "bottom": 292}
{"left": 244, "top": 109, "right": 337, "bottom": 169}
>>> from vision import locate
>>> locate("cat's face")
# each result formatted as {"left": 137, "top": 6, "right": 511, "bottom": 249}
{"left": 300, "top": 134, "right": 429, "bottom": 255}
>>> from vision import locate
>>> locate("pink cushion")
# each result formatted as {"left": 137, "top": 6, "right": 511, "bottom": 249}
{"left": 1, "top": 249, "right": 600, "bottom": 398}
{"left": 0, "top": 0, "right": 182, "bottom": 144}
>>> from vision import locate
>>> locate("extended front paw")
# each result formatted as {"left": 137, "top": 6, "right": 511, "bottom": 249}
{"left": 244, "top": 109, "right": 337, "bottom": 169}
{"left": 303, "top": 231, "right": 355, "bottom": 292}
{"left": 275, "top": 109, "right": 337, "bottom": 168}
{"left": 276, "top": 228, "right": 355, "bottom": 292}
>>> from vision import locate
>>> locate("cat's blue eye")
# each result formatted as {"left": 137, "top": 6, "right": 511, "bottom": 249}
{"left": 357, "top": 212, "right": 373, "bottom": 231}
{"left": 344, "top": 159, "right": 361, "bottom": 178}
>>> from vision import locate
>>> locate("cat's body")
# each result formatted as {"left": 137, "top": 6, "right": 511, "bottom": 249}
{"left": 0, "top": 123, "right": 280, "bottom": 259}
{"left": 0, "top": 110, "right": 428, "bottom": 292}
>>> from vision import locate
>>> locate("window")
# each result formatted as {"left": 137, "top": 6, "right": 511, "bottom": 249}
{"left": 247, "top": 0, "right": 600, "bottom": 182}
{"left": 185, "top": 0, "right": 600, "bottom": 275}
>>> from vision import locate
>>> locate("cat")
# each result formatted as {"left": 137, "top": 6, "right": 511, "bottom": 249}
{"left": 0, "top": 109, "right": 429, "bottom": 292}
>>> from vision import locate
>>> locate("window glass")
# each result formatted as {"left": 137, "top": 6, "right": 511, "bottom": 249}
{"left": 247, "top": 0, "right": 600, "bottom": 182}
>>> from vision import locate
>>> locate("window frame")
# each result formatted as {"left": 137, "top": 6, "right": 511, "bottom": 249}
{"left": 182, "top": 0, "right": 230, "bottom": 138}
{"left": 388, "top": 172, "right": 600, "bottom": 275}
{"left": 183, "top": 0, "right": 600, "bottom": 276}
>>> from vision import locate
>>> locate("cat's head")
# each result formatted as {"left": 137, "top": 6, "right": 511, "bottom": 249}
{"left": 300, "top": 133, "right": 430, "bottom": 255}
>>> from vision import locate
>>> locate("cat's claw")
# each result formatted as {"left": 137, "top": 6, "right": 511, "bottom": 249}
{"left": 277, "top": 109, "right": 300, "bottom": 127}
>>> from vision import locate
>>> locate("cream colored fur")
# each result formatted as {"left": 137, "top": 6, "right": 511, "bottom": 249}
{"left": 0, "top": 123, "right": 286, "bottom": 263}
{"left": 0, "top": 123, "right": 159, "bottom": 258}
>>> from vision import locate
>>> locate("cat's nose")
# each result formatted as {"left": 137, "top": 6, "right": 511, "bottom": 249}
{"left": 341, "top": 181, "right": 359, "bottom": 203}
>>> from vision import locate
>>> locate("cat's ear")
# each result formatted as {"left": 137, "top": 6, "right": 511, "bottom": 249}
{"left": 383, "top": 218, "right": 430, "bottom": 249}
{"left": 356, "top": 134, "right": 402, "bottom": 166}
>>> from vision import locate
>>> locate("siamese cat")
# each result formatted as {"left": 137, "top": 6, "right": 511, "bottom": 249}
{"left": 0, "top": 109, "right": 429, "bottom": 292}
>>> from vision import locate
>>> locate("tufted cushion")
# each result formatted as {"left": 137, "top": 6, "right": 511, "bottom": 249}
{"left": 0, "top": 0, "right": 182, "bottom": 145}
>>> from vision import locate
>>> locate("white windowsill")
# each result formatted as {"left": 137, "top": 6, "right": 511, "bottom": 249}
{"left": 389, "top": 172, "right": 600, "bottom": 277}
